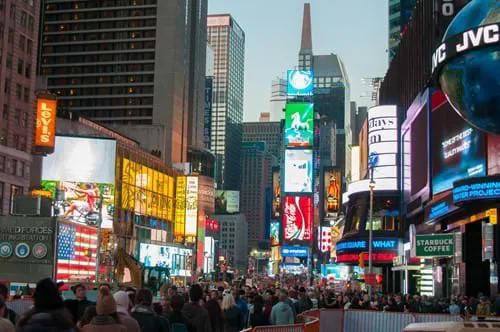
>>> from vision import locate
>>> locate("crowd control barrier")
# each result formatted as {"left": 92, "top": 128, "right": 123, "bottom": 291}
{"left": 241, "top": 310, "right": 321, "bottom": 332}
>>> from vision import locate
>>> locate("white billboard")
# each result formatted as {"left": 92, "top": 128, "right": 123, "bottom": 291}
{"left": 185, "top": 176, "right": 198, "bottom": 237}
{"left": 42, "top": 136, "right": 116, "bottom": 184}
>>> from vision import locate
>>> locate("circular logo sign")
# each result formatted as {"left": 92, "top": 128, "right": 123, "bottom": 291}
{"left": 15, "top": 243, "right": 30, "bottom": 258}
{"left": 32, "top": 243, "right": 48, "bottom": 259}
{"left": 0, "top": 242, "right": 13, "bottom": 258}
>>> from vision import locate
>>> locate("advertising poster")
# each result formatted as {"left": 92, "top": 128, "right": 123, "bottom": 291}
{"left": 174, "top": 177, "right": 186, "bottom": 238}
{"left": 431, "top": 93, "right": 486, "bottom": 194}
{"left": 318, "top": 226, "right": 332, "bottom": 253}
{"left": 287, "top": 70, "right": 314, "bottom": 96}
{"left": 185, "top": 176, "right": 199, "bottom": 237}
{"left": 139, "top": 243, "right": 192, "bottom": 277}
{"left": 285, "top": 103, "right": 314, "bottom": 147}
{"left": 215, "top": 190, "right": 240, "bottom": 214}
{"left": 272, "top": 167, "right": 281, "bottom": 219}
{"left": 270, "top": 221, "right": 280, "bottom": 246}
{"left": 34, "top": 96, "right": 57, "bottom": 154}
{"left": 283, "top": 196, "right": 313, "bottom": 243}
{"left": 324, "top": 167, "right": 342, "bottom": 219}
{"left": 284, "top": 150, "right": 313, "bottom": 193}
{"left": 42, "top": 181, "right": 114, "bottom": 228}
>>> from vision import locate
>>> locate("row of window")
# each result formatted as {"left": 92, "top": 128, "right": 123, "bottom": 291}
{"left": 3, "top": 53, "right": 32, "bottom": 79}
{"left": 52, "top": 86, "right": 154, "bottom": 97}
{"left": 45, "top": 8, "right": 157, "bottom": 22}
{"left": 43, "top": 40, "right": 155, "bottom": 54}
{"left": 48, "top": 74, "right": 154, "bottom": 86}
{"left": 4, "top": 79, "right": 31, "bottom": 103}
{"left": 43, "top": 30, "right": 156, "bottom": 43}
{"left": 77, "top": 109, "right": 153, "bottom": 118}
{"left": 0, "top": 155, "right": 28, "bottom": 178}
{"left": 0, "top": 182, "right": 26, "bottom": 216}
{"left": 45, "top": 0, "right": 156, "bottom": 11}
{"left": 43, "top": 52, "right": 155, "bottom": 65}
{"left": 2, "top": 105, "right": 29, "bottom": 128}
{"left": 44, "top": 19, "right": 157, "bottom": 33}
{"left": 0, "top": 128, "right": 29, "bottom": 152}
{"left": 56, "top": 97, "right": 153, "bottom": 107}
{"left": 42, "top": 63, "right": 155, "bottom": 75}
{"left": 0, "top": 25, "right": 35, "bottom": 54}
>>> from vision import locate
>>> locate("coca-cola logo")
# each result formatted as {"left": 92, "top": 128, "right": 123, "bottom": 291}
{"left": 283, "top": 196, "right": 312, "bottom": 241}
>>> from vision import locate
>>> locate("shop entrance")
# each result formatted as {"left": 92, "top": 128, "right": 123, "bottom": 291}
{"left": 465, "top": 221, "right": 490, "bottom": 297}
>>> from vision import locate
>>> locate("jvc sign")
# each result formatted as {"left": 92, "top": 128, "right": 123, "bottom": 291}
{"left": 416, "top": 234, "right": 454, "bottom": 257}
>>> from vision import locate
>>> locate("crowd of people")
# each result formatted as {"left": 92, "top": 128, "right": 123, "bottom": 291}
{"left": 2, "top": 278, "right": 500, "bottom": 332}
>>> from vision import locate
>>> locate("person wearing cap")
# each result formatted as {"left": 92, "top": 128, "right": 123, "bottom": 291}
{"left": 17, "top": 278, "right": 75, "bottom": 332}
{"left": 81, "top": 287, "right": 126, "bottom": 332}
{"left": 114, "top": 291, "right": 141, "bottom": 332}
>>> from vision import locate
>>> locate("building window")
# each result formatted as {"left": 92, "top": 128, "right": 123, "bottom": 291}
{"left": 7, "top": 28, "right": 13, "bottom": 44}
{"left": 26, "top": 39, "right": 33, "bottom": 54}
{"left": 10, "top": 184, "right": 22, "bottom": 214}
{"left": 18, "top": 161, "right": 24, "bottom": 177}
{"left": 21, "top": 112, "right": 27, "bottom": 127}
{"left": 6, "top": 53, "right": 12, "bottom": 68}
{"left": 23, "top": 87, "right": 29, "bottom": 102}
{"left": 17, "top": 58, "right": 23, "bottom": 75}
{"left": 19, "top": 35, "right": 25, "bottom": 51}
{"left": 10, "top": 159, "right": 17, "bottom": 175}
{"left": 20, "top": 11, "right": 27, "bottom": 28}
{"left": 15, "top": 84, "right": 22, "bottom": 100}
{"left": 12, "top": 134, "right": 19, "bottom": 150}
{"left": 14, "top": 109, "right": 20, "bottom": 125}
{"left": 4, "top": 78, "right": 10, "bottom": 94}
{"left": 0, "top": 156, "right": 4, "bottom": 172}
{"left": 0, "top": 128, "right": 7, "bottom": 145}
{"left": 25, "top": 63, "right": 31, "bottom": 78}
{"left": 19, "top": 135, "right": 26, "bottom": 151}
{"left": 9, "top": 4, "right": 15, "bottom": 19}
{"left": 2, "top": 105, "right": 7, "bottom": 120}
{"left": 27, "top": 15, "right": 33, "bottom": 31}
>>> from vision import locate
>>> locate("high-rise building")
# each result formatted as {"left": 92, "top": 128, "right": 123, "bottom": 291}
{"left": 240, "top": 142, "right": 273, "bottom": 251}
{"left": 0, "top": 1, "right": 40, "bottom": 214}
{"left": 207, "top": 14, "right": 245, "bottom": 190}
{"left": 242, "top": 121, "right": 282, "bottom": 162}
{"left": 216, "top": 213, "right": 248, "bottom": 269}
{"left": 269, "top": 77, "right": 287, "bottom": 121}
{"left": 388, "top": 0, "right": 417, "bottom": 63}
{"left": 38, "top": 0, "right": 208, "bottom": 165}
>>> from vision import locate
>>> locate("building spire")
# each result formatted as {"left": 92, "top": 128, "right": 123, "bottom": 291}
{"left": 300, "top": 3, "right": 312, "bottom": 54}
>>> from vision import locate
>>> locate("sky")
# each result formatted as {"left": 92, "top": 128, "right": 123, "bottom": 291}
{"left": 208, "top": 0, "right": 390, "bottom": 122}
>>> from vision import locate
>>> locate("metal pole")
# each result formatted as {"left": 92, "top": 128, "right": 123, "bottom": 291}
{"left": 368, "top": 170, "right": 375, "bottom": 297}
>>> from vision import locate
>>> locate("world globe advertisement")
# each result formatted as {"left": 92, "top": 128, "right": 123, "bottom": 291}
{"left": 437, "top": 0, "right": 500, "bottom": 134}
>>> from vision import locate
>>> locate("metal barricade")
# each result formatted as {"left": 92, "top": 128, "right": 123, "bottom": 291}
{"left": 253, "top": 324, "right": 304, "bottom": 332}
{"left": 343, "top": 310, "right": 415, "bottom": 332}
{"left": 6, "top": 299, "right": 33, "bottom": 316}
{"left": 320, "top": 309, "right": 343, "bottom": 332}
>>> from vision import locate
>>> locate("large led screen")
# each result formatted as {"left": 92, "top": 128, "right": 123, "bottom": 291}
{"left": 431, "top": 94, "right": 486, "bottom": 195}
{"left": 284, "top": 150, "right": 313, "bottom": 193}
{"left": 285, "top": 103, "right": 314, "bottom": 147}
{"left": 215, "top": 190, "right": 240, "bottom": 214}
{"left": 139, "top": 243, "right": 192, "bottom": 277}
{"left": 42, "top": 136, "right": 116, "bottom": 184}
{"left": 283, "top": 196, "right": 313, "bottom": 242}
{"left": 324, "top": 167, "right": 341, "bottom": 219}
{"left": 270, "top": 221, "right": 280, "bottom": 246}
{"left": 287, "top": 70, "right": 313, "bottom": 96}
{"left": 272, "top": 167, "right": 281, "bottom": 218}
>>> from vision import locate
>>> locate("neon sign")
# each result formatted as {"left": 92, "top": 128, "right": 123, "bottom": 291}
{"left": 453, "top": 181, "right": 500, "bottom": 203}
{"left": 336, "top": 238, "right": 400, "bottom": 252}
{"left": 281, "top": 246, "right": 309, "bottom": 257}
{"left": 336, "top": 252, "right": 396, "bottom": 263}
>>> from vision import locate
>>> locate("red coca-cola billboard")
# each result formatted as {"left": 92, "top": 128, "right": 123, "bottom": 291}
{"left": 283, "top": 195, "right": 313, "bottom": 243}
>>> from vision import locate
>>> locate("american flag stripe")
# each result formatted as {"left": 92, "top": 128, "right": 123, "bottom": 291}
{"left": 56, "top": 222, "right": 98, "bottom": 282}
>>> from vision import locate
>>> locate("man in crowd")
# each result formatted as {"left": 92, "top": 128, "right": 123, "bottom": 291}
{"left": 270, "top": 289, "right": 295, "bottom": 325}
{"left": 64, "top": 283, "right": 94, "bottom": 324}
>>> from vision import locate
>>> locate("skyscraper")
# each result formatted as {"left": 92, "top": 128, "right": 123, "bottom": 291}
{"left": 0, "top": 1, "right": 40, "bottom": 214}
{"left": 388, "top": 0, "right": 417, "bottom": 63}
{"left": 38, "top": 0, "right": 208, "bottom": 165}
{"left": 269, "top": 77, "right": 287, "bottom": 121}
{"left": 207, "top": 14, "right": 245, "bottom": 190}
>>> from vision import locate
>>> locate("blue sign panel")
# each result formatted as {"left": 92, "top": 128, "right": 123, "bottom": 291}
{"left": 287, "top": 70, "right": 314, "bottom": 96}
{"left": 453, "top": 180, "right": 500, "bottom": 203}
{"left": 336, "top": 238, "right": 400, "bottom": 252}
{"left": 281, "top": 246, "right": 309, "bottom": 257}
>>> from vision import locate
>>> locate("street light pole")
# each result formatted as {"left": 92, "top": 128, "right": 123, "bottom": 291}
{"left": 368, "top": 168, "right": 376, "bottom": 297}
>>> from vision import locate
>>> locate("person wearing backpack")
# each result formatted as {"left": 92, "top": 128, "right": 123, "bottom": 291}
{"left": 131, "top": 288, "right": 170, "bottom": 332}
{"left": 168, "top": 295, "right": 195, "bottom": 332}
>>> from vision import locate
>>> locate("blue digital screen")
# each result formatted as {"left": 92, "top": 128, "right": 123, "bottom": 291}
{"left": 336, "top": 238, "right": 399, "bottom": 252}
{"left": 287, "top": 70, "right": 314, "bottom": 96}
{"left": 281, "top": 246, "right": 309, "bottom": 257}
{"left": 453, "top": 181, "right": 500, "bottom": 203}
{"left": 431, "top": 99, "right": 486, "bottom": 194}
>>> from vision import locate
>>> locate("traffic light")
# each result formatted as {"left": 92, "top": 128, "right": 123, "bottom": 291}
{"left": 358, "top": 252, "right": 365, "bottom": 269}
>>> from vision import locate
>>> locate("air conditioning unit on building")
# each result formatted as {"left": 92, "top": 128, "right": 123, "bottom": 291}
{"left": 12, "top": 195, "right": 52, "bottom": 217}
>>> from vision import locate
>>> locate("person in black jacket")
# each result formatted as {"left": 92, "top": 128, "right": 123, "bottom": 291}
{"left": 131, "top": 288, "right": 170, "bottom": 332}
{"left": 249, "top": 295, "right": 268, "bottom": 327}
{"left": 168, "top": 295, "right": 195, "bottom": 332}
{"left": 64, "top": 283, "right": 94, "bottom": 324}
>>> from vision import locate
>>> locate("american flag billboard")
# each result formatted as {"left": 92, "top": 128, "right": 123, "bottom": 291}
{"left": 56, "top": 222, "right": 98, "bottom": 282}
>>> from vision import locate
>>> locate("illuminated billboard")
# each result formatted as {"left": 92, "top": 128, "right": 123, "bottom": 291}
{"left": 287, "top": 70, "right": 313, "bottom": 96}
{"left": 284, "top": 150, "right": 313, "bottom": 193}
{"left": 215, "top": 190, "right": 240, "bottom": 214}
{"left": 368, "top": 105, "right": 398, "bottom": 181}
{"left": 283, "top": 196, "right": 313, "bottom": 243}
{"left": 34, "top": 97, "right": 57, "bottom": 154}
{"left": 121, "top": 159, "right": 175, "bottom": 221}
{"left": 42, "top": 136, "right": 116, "bottom": 184}
{"left": 139, "top": 243, "right": 192, "bottom": 277}
{"left": 431, "top": 92, "right": 486, "bottom": 195}
{"left": 284, "top": 103, "right": 314, "bottom": 147}
{"left": 324, "top": 167, "right": 342, "bottom": 219}
{"left": 185, "top": 176, "right": 198, "bottom": 237}
{"left": 272, "top": 167, "right": 281, "bottom": 219}
{"left": 174, "top": 177, "right": 186, "bottom": 237}
{"left": 318, "top": 226, "right": 332, "bottom": 253}
{"left": 270, "top": 221, "right": 280, "bottom": 246}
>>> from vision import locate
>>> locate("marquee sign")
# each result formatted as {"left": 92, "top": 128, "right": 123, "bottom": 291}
{"left": 453, "top": 176, "right": 500, "bottom": 204}
{"left": 336, "top": 238, "right": 400, "bottom": 253}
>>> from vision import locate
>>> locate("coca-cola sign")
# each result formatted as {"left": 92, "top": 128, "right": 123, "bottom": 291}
{"left": 283, "top": 196, "right": 313, "bottom": 242}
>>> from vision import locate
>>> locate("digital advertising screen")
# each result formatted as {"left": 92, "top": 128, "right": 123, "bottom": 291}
{"left": 215, "top": 190, "right": 240, "bottom": 214}
{"left": 287, "top": 70, "right": 313, "bottom": 96}
{"left": 324, "top": 167, "right": 342, "bottom": 219}
{"left": 284, "top": 150, "right": 313, "bottom": 193}
{"left": 42, "top": 136, "right": 116, "bottom": 184}
{"left": 272, "top": 167, "right": 281, "bottom": 219}
{"left": 270, "top": 221, "right": 280, "bottom": 246}
{"left": 139, "top": 243, "right": 192, "bottom": 276}
{"left": 431, "top": 93, "right": 486, "bottom": 195}
{"left": 284, "top": 103, "right": 314, "bottom": 147}
{"left": 185, "top": 176, "right": 198, "bottom": 237}
{"left": 283, "top": 195, "right": 313, "bottom": 243}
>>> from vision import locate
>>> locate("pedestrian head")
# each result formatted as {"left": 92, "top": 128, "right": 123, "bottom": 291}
{"left": 135, "top": 288, "right": 154, "bottom": 307}
{"left": 231, "top": 288, "right": 239, "bottom": 301}
{"left": 189, "top": 284, "right": 203, "bottom": 303}
{"left": 72, "top": 283, "right": 86, "bottom": 300}
{"left": 79, "top": 306, "right": 97, "bottom": 328}
{"left": 113, "top": 291, "right": 130, "bottom": 313}
{"left": 279, "top": 289, "right": 288, "bottom": 302}
{"left": 171, "top": 294, "right": 185, "bottom": 312}
{"left": 96, "top": 286, "right": 117, "bottom": 316}
{"left": 34, "top": 278, "right": 64, "bottom": 312}
{"left": 222, "top": 294, "right": 236, "bottom": 311}
{"left": 0, "top": 283, "right": 8, "bottom": 300}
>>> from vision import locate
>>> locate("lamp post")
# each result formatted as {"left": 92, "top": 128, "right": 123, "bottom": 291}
{"left": 368, "top": 170, "right": 376, "bottom": 297}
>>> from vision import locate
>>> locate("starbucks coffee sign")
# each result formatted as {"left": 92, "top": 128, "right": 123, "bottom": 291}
{"left": 416, "top": 234, "right": 454, "bottom": 257}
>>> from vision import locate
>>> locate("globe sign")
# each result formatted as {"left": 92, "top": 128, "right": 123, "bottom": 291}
{"left": 436, "top": 0, "right": 500, "bottom": 134}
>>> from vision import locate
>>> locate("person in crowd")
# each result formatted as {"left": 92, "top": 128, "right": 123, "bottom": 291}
{"left": 270, "top": 289, "right": 295, "bottom": 325}
{"left": 0, "top": 283, "right": 18, "bottom": 325}
{"left": 17, "top": 278, "right": 76, "bottom": 332}
{"left": 0, "top": 297, "right": 15, "bottom": 332}
{"left": 476, "top": 296, "right": 491, "bottom": 317}
{"left": 81, "top": 287, "right": 126, "bottom": 332}
{"left": 222, "top": 294, "right": 244, "bottom": 332}
{"left": 296, "top": 287, "right": 313, "bottom": 314}
{"left": 495, "top": 293, "right": 500, "bottom": 316}
{"left": 204, "top": 290, "right": 223, "bottom": 332}
{"left": 64, "top": 283, "right": 94, "bottom": 324}
{"left": 449, "top": 300, "right": 461, "bottom": 315}
{"left": 131, "top": 288, "right": 170, "bottom": 332}
{"left": 114, "top": 291, "right": 141, "bottom": 332}
{"left": 250, "top": 295, "right": 268, "bottom": 327}
{"left": 263, "top": 290, "right": 274, "bottom": 318}
{"left": 343, "top": 295, "right": 352, "bottom": 310}
{"left": 182, "top": 284, "right": 212, "bottom": 332}
{"left": 78, "top": 306, "right": 97, "bottom": 329}
{"left": 232, "top": 289, "right": 249, "bottom": 325}
{"left": 168, "top": 295, "right": 195, "bottom": 332}
{"left": 361, "top": 294, "right": 371, "bottom": 310}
